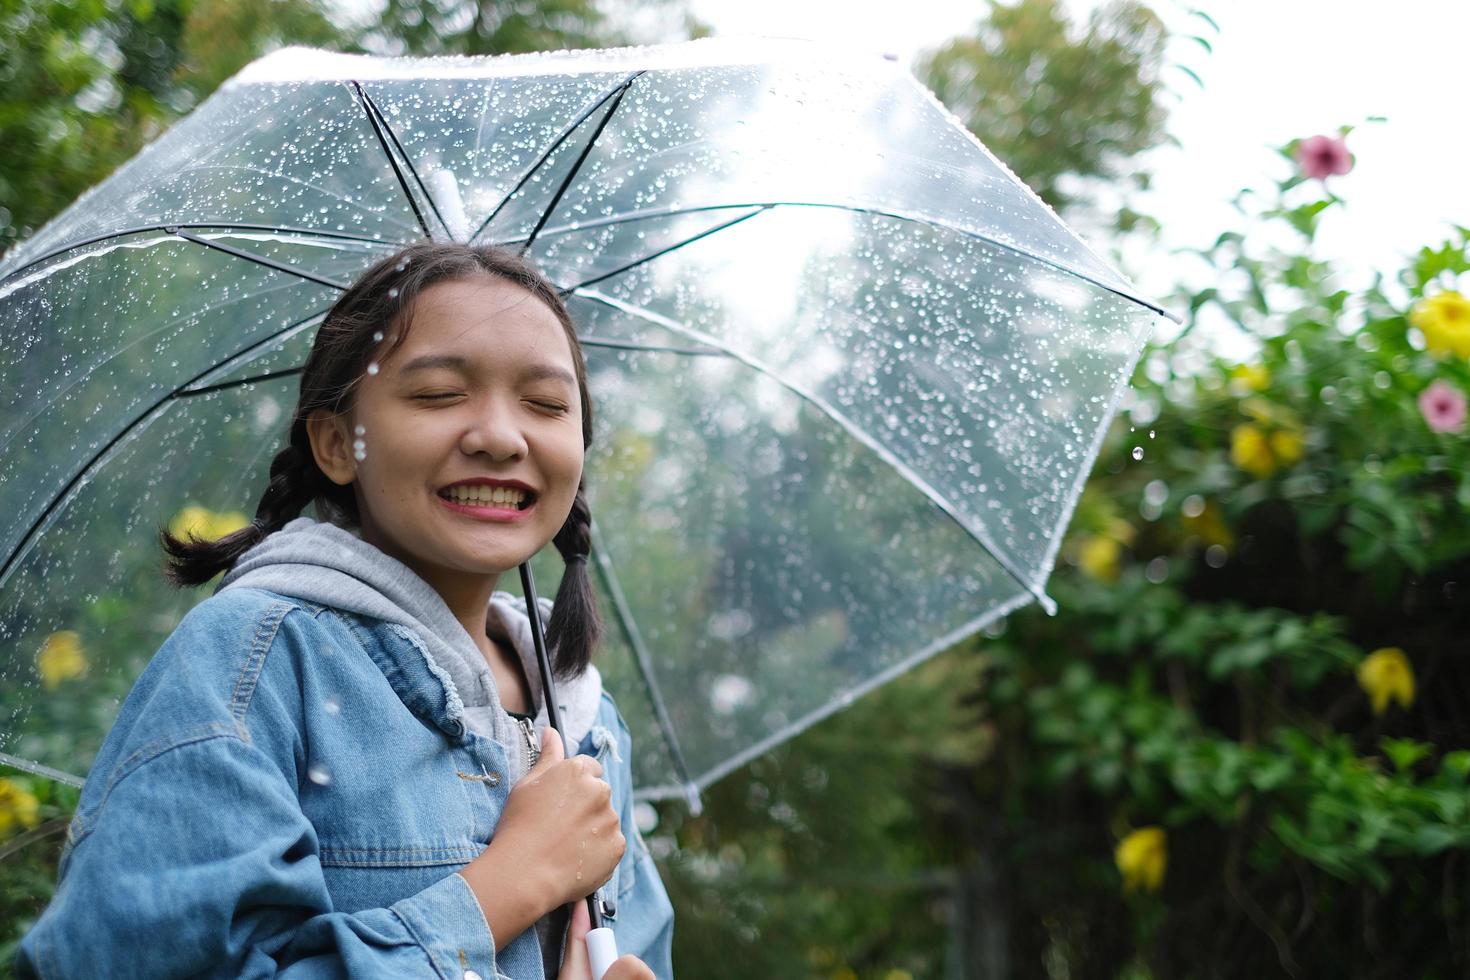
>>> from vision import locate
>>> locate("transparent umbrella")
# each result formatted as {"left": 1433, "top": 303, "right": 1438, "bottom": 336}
{"left": 0, "top": 37, "right": 1175, "bottom": 818}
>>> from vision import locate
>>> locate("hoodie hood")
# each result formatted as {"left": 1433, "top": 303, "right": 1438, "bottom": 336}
{"left": 214, "top": 515, "right": 602, "bottom": 784}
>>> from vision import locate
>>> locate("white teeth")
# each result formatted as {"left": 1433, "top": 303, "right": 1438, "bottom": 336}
{"left": 442, "top": 485, "right": 526, "bottom": 508}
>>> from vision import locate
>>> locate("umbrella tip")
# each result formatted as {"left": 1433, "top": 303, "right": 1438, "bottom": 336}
{"left": 683, "top": 782, "right": 704, "bottom": 817}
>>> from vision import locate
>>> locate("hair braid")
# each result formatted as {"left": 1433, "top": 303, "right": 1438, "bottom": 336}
{"left": 158, "top": 425, "right": 336, "bottom": 587}
{"left": 546, "top": 481, "right": 602, "bottom": 680}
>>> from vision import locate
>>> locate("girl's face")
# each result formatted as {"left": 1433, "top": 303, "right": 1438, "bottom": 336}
{"left": 308, "top": 275, "right": 584, "bottom": 592}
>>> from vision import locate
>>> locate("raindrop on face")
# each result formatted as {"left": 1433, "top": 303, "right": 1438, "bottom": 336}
{"left": 354, "top": 424, "right": 366, "bottom": 437}
{"left": 372, "top": 331, "right": 384, "bottom": 343}
{"left": 367, "top": 362, "right": 380, "bottom": 376}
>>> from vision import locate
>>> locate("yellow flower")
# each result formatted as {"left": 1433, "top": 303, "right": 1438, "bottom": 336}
{"left": 1077, "top": 535, "right": 1123, "bottom": 582}
{"left": 37, "top": 630, "right": 88, "bottom": 691}
{"left": 1230, "top": 424, "right": 1276, "bottom": 478}
{"left": 1410, "top": 290, "right": 1470, "bottom": 359}
{"left": 169, "top": 505, "right": 249, "bottom": 542}
{"left": 1231, "top": 423, "right": 1303, "bottom": 478}
{"left": 1229, "top": 363, "right": 1271, "bottom": 394}
{"left": 209, "top": 510, "right": 249, "bottom": 539}
{"left": 1115, "top": 826, "right": 1167, "bottom": 893}
{"left": 1269, "top": 429, "right": 1303, "bottom": 467}
{"left": 1357, "top": 647, "right": 1415, "bottom": 715}
{"left": 0, "top": 778, "right": 41, "bottom": 837}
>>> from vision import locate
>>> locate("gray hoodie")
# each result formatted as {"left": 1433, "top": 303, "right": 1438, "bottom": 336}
{"left": 213, "top": 514, "right": 605, "bottom": 788}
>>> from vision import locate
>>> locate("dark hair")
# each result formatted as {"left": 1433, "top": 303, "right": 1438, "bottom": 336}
{"left": 158, "top": 241, "right": 602, "bottom": 680}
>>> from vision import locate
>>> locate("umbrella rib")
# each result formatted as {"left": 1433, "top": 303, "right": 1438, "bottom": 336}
{"left": 0, "top": 306, "right": 332, "bottom": 590}
{"left": 173, "top": 335, "right": 730, "bottom": 400}
{"left": 553, "top": 206, "right": 774, "bottom": 295}
{"left": 520, "top": 72, "right": 645, "bottom": 256}
{"left": 173, "top": 231, "right": 350, "bottom": 290}
{"left": 0, "top": 223, "right": 393, "bottom": 293}
{"left": 354, "top": 83, "right": 453, "bottom": 240}
{"left": 587, "top": 524, "right": 704, "bottom": 816}
{"left": 470, "top": 71, "right": 644, "bottom": 244}
{"left": 505, "top": 200, "right": 1176, "bottom": 322}
{"left": 574, "top": 288, "right": 1056, "bottom": 613}
{"left": 579, "top": 336, "right": 727, "bottom": 357}
{"left": 347, "top": 80, "right": 439, "bottom": 241}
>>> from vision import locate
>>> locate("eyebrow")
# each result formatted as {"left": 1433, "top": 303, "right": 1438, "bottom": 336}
{"left": 397, "top": 353, "right": 576, "bottom": 388}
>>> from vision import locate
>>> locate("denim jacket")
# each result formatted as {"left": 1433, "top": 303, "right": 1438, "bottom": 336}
{"left": 15, "top": 586, "right": 675, "bottom": 978}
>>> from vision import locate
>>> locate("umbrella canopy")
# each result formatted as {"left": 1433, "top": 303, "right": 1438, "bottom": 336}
{"left": 0, "top": 36, "right": 1173, "bottom": 808}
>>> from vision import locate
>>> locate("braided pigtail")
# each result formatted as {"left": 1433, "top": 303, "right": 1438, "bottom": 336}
{"left": 158, "top": 421, "right": 352, "bottom": 587}
{"left": 546, "top": 481, "right": 602, "bottom": 681}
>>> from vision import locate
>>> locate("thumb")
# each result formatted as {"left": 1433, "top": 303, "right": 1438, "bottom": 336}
{"left": 533, "top": 725, "right": 565, "bottom": 772}
{"left": 556, "top": 898, "right": 592, "bottom": 980}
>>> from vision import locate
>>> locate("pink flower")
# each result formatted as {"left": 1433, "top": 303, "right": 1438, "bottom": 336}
{"left": 1294, "top": 134, "right": 1353, "bottom": 180}
{"left": 1419, "top": 380, "right": 1467, "bottom": 434}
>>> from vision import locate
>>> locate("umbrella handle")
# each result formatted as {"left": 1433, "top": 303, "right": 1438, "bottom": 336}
{"left": 518, "top": 562, "right": 621, "bottom": 973}
{"left": 587, "top": 926, "right": 618, "bottom": 979}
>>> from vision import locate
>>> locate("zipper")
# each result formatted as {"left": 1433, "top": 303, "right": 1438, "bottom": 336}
{"left": 516, "top": 715, "right": 540, "bottom": 766}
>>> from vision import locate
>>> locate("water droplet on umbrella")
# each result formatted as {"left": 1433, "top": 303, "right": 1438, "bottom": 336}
{"left": 307, "top": 763, "right": 332, "bottom": 786}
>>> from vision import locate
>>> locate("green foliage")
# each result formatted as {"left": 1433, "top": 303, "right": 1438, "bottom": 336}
{"left": 916, "top": 0, "right": 1172, "bottom": 218}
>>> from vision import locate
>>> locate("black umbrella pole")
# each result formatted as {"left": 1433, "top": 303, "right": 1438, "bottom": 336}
{"left": 518, "top": 561, "right": 618, "bottom": 975}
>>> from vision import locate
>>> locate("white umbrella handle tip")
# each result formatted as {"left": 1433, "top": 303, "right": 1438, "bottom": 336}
{"left": 587, "top": 926, "right": 618, "bottom": 980}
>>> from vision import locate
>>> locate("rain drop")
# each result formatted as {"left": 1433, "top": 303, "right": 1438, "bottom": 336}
{"left": 323, "top": 696, "right": 341, "bottom": 715}
{"left": 367, "top": 362, "right": 379, "bottom": 375}
{"left": 372, "top": 331, "right": 384, "bottom": 343}
{"left": 1131, "top": 446, "right": 1144, "bottom": 461}
{"left": 354, "top": 425, "right": 366, "bottom": 436}
{"left": 1205, "top": 545, "right": 1228, "bottom": 568}
{"left": 307, "top": 763, "right": 332, "bottom": 786}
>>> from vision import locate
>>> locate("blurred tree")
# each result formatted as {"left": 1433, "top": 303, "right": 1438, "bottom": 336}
{"left": 0, "top": 0, "right": 347, "bottom": 255}
{"left": 0, "top": 0, "right": 704, "bottom": 257}
{"left": 358, "top": 0, "right": 705, "bottom": 56}
{"left": 916, "top": 0, "right": 1171, "bottom": 223}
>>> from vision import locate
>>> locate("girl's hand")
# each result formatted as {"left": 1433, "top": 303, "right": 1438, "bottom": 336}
{"left": 558, "top": 899, "right": 656, "bottom": 980}
{"left": 497, "top": 725, "right": 626, "bottom": 910}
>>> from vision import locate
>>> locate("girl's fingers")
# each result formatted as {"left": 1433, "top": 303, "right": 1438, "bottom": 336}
{"left": 603, "top": 954, "right": 657, "bottom": 980}
{"left": 557, "top": 901, "right": 592, "bottom": 980}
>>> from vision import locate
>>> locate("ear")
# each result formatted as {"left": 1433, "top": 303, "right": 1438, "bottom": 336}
{"left": 305, "top": 409, "right": 356, "bottom": 487}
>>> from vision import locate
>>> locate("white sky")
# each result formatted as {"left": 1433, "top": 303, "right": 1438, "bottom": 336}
{"left": 688, "top": 0, "right": 1470, "bottom": 353}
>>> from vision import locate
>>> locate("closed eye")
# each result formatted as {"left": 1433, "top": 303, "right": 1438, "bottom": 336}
{"left": 412, "top": 393, "right": 459, "bottom": 401}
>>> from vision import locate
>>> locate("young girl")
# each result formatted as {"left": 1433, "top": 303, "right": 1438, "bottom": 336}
{"left": 15, "top": 242, "right": 675, "bottom": 978}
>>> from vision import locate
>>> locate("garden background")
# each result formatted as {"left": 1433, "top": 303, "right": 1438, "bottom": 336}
{"left": 2, "top": 1, "right": 1467, "bottom": 977}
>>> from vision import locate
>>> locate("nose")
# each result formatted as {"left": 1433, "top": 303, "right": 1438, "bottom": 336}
{"left": 459, "top": 394, "right": 528, "bottom": 462}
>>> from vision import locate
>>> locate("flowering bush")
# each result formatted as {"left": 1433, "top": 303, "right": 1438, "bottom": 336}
{"left": 963, "top": 132, "right": 1470, "bottom": 976}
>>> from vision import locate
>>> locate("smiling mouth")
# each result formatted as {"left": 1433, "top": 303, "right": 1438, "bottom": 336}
{"left": 436, "top": 486, "right": 535, "bottom": 510}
